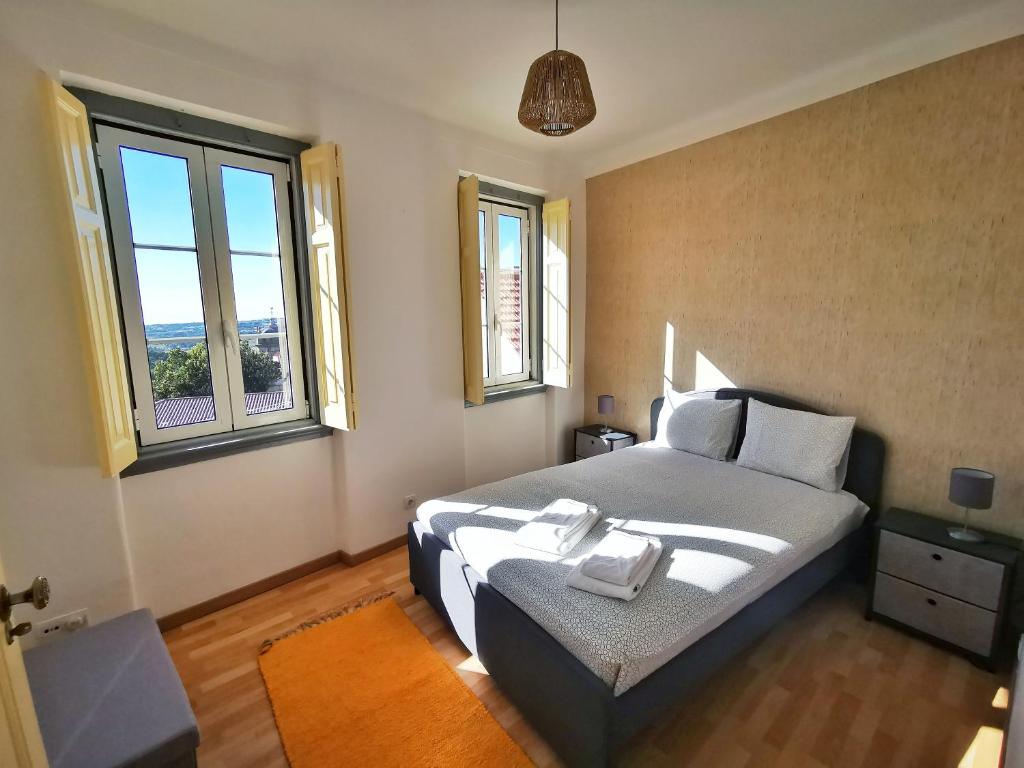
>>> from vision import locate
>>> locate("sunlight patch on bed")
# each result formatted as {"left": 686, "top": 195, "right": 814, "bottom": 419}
{"left": 608, "top": 518, "right": 791, "bottom": 554}
{"left": 416, "top": 499, "right": 488, "bottom": 524}
{"left": 476, "top": 506, "right": 538, "bottom": 523}
{"left": 667, "top": 549, "right": 753, "bottom": 592}
{"left": 450, "top": 526, "right": 563, "bottom": 575}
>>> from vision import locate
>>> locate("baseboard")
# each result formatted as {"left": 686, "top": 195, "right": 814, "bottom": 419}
{"left": 157, "top": 537, "right": 408, "bottom": 632}
{"left": 157, "top": 551, "right": 342, "bottom": 632}
{"left": 339, "top": 535, "right": 407, "bottom": 566}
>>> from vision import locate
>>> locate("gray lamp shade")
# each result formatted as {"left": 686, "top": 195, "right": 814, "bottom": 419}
{"left": 597, "top": 395, "right": 615, "bottom": 416}
{"left": 948, "top": 468, "right": 995, "bottom": 510}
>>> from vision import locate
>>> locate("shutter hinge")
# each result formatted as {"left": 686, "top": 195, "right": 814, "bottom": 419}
{"left": 305, "top": 400, "right": 311, "bottom": 418}
{"left": 133, "top": 408, "right": 142, "bottom": 430}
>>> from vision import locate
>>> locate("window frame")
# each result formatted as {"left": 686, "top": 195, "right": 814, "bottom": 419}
{"left": 97, "top": 126, "right": 236, "bottom": 444}
{"left": 479, "top": 199, "right": 532, "bottom": 387}
{"left": 474, "top": 181, "right": 546, "bottom": 402}
{"left": 70, "top": 87, "right": 330, "bottom": 475}
{"left": 203, "top": 146, "right": 308, "bottom": 430}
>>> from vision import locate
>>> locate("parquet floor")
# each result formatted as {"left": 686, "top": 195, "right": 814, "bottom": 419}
{"left": 163, "top": 546, "right": 1009, "bottom": 767}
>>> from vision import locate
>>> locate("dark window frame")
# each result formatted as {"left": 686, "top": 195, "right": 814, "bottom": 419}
{"left": 69, "top": 87, "right": 331, "bottom": 476}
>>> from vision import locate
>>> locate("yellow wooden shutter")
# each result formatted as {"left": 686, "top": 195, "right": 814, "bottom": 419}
{"left": 542, "top": 198, "right": 571, "bottom": 389}
{"left": 458, "top": 175, "right": 484, "bottom": 405}
{"left": 300, "top": 143, "right": 357, "bottom": 430}
{"left": 50, "top": 82, "right": 137, "bottom": 476}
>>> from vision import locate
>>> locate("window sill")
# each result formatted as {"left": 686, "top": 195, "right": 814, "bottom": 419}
{"left": 119, "top": 419, "right": 333, "bottom": 477}
{"left": 465, "top": 381, "right": 548, "bottom": 408}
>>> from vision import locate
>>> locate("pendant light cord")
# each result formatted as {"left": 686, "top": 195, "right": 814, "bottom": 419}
{"left": 555, "top": 0, "right": 559, "bottom": 51}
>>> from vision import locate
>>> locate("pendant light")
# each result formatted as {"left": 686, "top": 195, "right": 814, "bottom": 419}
{"left": 518, "top": 0, "right": 596, "bottom": 136}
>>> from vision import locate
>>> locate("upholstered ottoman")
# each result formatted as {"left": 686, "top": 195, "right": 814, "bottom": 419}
{"left": 23, "top": 608, "right": 199, "bottom": 768}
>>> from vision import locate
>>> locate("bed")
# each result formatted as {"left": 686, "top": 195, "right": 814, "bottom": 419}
{"left": 408, "top": 388, "right": 885, "bottom": 767}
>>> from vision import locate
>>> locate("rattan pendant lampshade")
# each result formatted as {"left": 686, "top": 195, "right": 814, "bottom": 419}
{"left": 518, "top": 0, "right": 596, "bottom": 136}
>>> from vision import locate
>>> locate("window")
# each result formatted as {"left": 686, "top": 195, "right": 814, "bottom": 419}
{"left": 97, "top": 125, "right": 308, "bottom": 446}
{"left": 478, "top": 195, "right": 536, "bottom": 389}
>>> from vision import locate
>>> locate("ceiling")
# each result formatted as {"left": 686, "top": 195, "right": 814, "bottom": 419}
{"left": 84, "top": 0, "right": 1024, "bottom": 173}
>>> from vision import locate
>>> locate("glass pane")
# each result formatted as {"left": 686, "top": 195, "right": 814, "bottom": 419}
{"left": 221, "top": 166, "right": 294, "bottom": 415}
{"left": 119, "top": 148, "right": 196, "bottom": 248}
{"left": 135, "top": 248, "right": 216, "bottom": 429}
{"left": 479, "top": 210, "right": 488, "bottom": 380}
{"left": 497, "top": 214, "right": 524, "bottom": 376}
{"left": 221, "top": 166, "right": 281, "bottom": 254}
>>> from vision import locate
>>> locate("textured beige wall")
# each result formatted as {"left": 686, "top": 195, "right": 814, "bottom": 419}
{"left": 585, "top": 37, "right": 1024, "bottom": 535}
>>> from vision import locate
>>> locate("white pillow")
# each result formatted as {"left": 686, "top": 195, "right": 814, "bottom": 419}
{"left": 664, "top": 399, "right": 742, "bottom": 461}
{"left": 737, "top": 399, "right": 855, "bottom": 492}
{"left": 654, "top": 390, "right": 715, "bottom": 447}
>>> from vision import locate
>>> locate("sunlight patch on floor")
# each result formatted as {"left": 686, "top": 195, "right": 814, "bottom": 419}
{"left": 992, "top": 686, "right": 1009, "bottom": 709}
{"left": 456, "top": 655, "right": 489, "bottom": 676}
{"left": 958, "top": 725, "right": 1004, "bottom": 768}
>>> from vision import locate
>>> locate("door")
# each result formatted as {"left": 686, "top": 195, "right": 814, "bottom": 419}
{"left": 0, "top": 551, "right": 49, "bottom": 767}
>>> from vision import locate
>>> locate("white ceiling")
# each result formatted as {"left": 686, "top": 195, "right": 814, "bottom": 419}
{"left": 84, "top": 0, "right": 1024, "bottom": 174}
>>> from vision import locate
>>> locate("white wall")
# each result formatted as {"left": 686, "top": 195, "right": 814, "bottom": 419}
{"left": 0, "top": 0, "right": 585, "bottom": 624}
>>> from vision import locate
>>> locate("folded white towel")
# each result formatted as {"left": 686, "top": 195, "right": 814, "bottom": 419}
{"left": 567, "top": 536, "right": 662, "bottom": 601}
{"left": 579, "top": 530, "right": 654, "bottom": 586}
{"left": 514, "top": 499, "right": 601, "bottom": 556}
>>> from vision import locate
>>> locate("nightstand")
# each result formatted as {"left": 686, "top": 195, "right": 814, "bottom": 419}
{"left": 574, "top": 425, "right": 637, "bottom": 461}
{"left": 868, "top": 508, "right": 1021, "bottom": 670}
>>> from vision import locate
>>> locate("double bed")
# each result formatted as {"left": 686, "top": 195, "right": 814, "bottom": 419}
{"left": 408, "top": 388, "right": 885, "bottom": 766}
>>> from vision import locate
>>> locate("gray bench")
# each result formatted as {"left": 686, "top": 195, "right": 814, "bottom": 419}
{"left": 24, "top": 609, "right": 199, "bottom": 768}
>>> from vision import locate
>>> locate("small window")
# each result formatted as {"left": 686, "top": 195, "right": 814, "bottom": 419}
{"left": 97, "top": 125, "right": 308, "bottom": 446}
{"left": 478, "top": 196, "right": 536, "bottom": 389}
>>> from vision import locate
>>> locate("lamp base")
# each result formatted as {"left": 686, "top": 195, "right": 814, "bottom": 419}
{"left": 947, "top": 526, "right": 985, "bottom": 543}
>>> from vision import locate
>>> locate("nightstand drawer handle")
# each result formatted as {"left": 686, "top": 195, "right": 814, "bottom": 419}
{"left": 926, "top": 598, "right": 937, "bottom": 606}
{"left": 931, "top": 553, "right": 942, "bottom": 561}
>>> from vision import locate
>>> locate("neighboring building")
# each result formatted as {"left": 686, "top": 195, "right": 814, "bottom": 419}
{"left": 154, "top": 391, "right": 288, "bottom": 429}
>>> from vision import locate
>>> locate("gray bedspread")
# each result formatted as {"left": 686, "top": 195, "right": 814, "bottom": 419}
{"left": 417, "top": 443, "right": 866, "bottom": 695}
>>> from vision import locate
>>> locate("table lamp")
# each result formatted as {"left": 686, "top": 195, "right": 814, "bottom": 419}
{"left": 597, "top": 395, "right": 614, "bottom": 434}
{"left": 947, "top": 467, "right": 995, "bottom": 543}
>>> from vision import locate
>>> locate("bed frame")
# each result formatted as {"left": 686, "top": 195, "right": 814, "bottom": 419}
{"left": 408, "top": 388, "right": 885, "bottom": 767}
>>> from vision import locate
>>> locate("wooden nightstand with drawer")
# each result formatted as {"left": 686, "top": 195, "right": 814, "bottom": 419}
{"left": 868, "top": 508, "right": 1021, "bottom": 670}
{"left": 574, "top": 425, "right": 637, "bottom": 461}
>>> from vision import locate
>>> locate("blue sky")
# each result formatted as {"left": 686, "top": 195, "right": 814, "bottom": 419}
{"left": 121, "top": 148, "right": 285, "bottom": 326}
{"left": 478, "top": 209, "right": 524, "bottom": 271}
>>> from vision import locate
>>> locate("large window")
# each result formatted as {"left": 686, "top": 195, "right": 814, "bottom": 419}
{"left": 97, "top": 125, "right": 307, "bottom": 446}
{"left": 478, "top": 196, "right": 535, "bottom": 389}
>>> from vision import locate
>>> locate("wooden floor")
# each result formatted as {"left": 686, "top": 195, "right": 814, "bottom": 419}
{"left": 164, "top": 546, "right": 1009, "bottom": 767}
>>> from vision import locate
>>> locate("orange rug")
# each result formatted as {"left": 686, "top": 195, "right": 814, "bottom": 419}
{"left": 258, "top": 593, "right": 532, "bottom": 767}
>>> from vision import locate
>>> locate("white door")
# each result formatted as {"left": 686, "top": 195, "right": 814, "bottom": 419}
{"left": 0, "top": 553, "right": 49, "bottom": 767}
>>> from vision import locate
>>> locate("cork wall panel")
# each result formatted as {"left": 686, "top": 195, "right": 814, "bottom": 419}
{"left": 585, "top": 37, "right": 1024, "bottom": 535}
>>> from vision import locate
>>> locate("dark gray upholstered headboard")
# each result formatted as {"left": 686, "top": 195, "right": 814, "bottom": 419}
{"left": 650, "top": 388, "right": 885, "bottom": 512}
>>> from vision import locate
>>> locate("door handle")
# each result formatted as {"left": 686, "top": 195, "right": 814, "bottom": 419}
{"left": 1, "top": 576, "right": 49, "bottom": 645}
{"left": 1, "top": 576, "right": 50, "bottom": 623}
{"left": 5, "top": 622, "right": 32, "bottom": 645}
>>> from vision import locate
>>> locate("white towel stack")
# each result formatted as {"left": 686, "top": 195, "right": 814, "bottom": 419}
{"left": 514, "top": 498, "right": 601, "bottom": 556}
{"left": 567, "top": 530, "right": 662, "bottom": 601}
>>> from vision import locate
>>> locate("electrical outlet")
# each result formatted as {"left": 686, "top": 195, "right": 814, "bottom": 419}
{"left": 36, "top": 609, "right": 89, "bottom": 642}
{"left": 403, "top": 494, "right": 417, "bottom": 510}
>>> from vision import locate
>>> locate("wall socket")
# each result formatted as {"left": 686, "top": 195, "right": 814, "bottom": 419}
{"left": 35, "top": 609, "right": 89, "bottom": 643}
{"left": 403, "top": 494, "right": 418, "bottom": 510}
